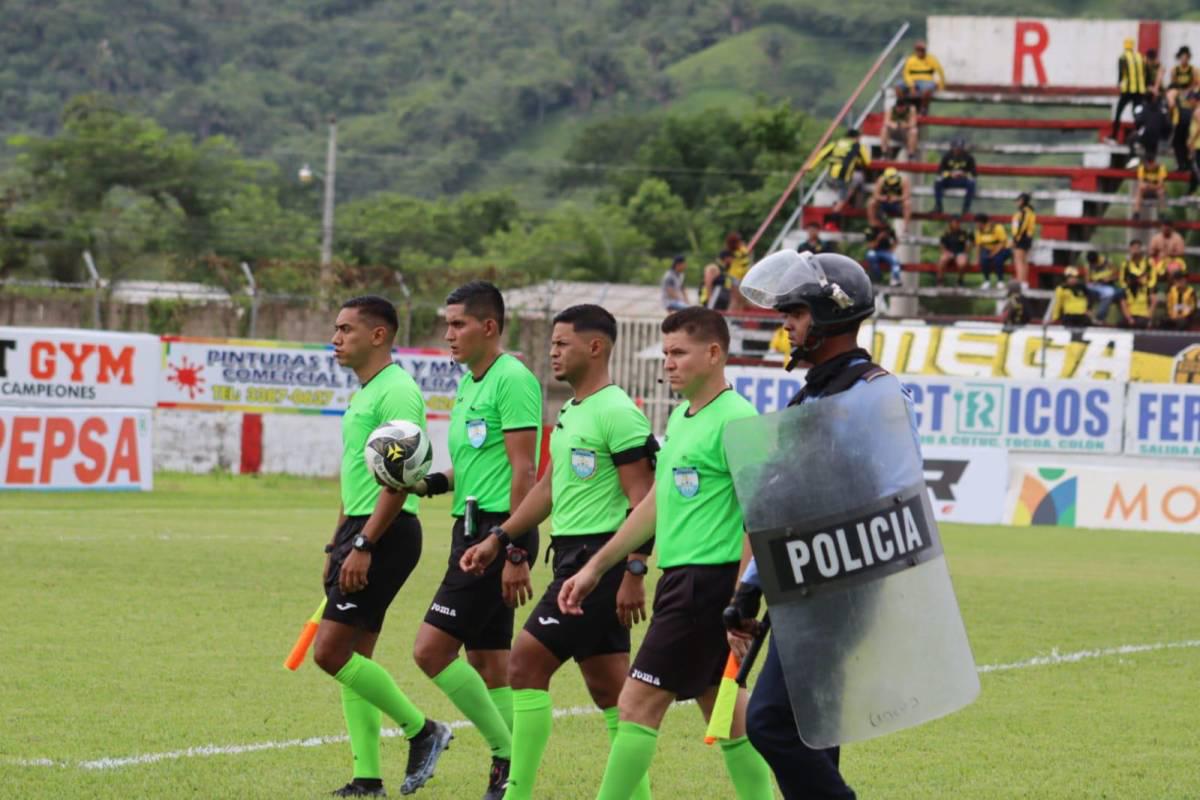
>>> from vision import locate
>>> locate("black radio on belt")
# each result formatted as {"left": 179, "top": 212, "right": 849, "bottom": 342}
{"left": 464, "top": 495, "right": 479, "bottom": 541}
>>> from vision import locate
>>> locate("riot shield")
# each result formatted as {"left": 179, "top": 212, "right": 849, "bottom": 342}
{"left": 724, "top": 375, "right": 978, "bottom": 748}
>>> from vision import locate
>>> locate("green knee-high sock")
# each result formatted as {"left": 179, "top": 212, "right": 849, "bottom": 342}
{"left": 595, "top": 721, "right": 658, "bottom": 800}
{"left": 504, "top": 689, "right": 553, "bottom": 800}
{"left": 719, "top": 736, "right": 774, "bottom": 800}
{"left": 489, "top": 685, "right": 514, "bottom": 732}
{"left": 603, "top": 708, "right": 652, "bottom": 800}
{"left": 334, "top": 653, "right": 426, "bottom": 739}
{"left": 432, "top": 658, "right": 511, "bottom": 759}
{"left": 341, "top": 686, "right": 382, "bottom": 780}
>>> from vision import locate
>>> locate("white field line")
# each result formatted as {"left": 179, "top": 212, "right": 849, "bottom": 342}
{"left": 11, "top": 639, "right": 1200, "bottom": 771}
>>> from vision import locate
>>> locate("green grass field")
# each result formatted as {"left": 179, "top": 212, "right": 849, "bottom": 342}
{"left": 2, "top": 473, "right": 1198, "bottom": 799}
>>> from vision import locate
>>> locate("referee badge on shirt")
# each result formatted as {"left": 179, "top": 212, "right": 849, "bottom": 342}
{"left": 673, "top": 467, "right": 700, "bottom": 498}
{"left": 467, "top": 418, "right": 487, "bottom": 448}
{"left": 570, "top": 448, "right": 597, "bottom": 479}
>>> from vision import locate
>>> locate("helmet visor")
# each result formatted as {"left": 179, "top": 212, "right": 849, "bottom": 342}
{"left": 740, "top": 251, "right": 830, "bottom": 310}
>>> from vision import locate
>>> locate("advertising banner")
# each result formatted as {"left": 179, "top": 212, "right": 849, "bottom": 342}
{"left": 929, "top": 17, "right": 1200, "bottom": 89}
{"left": 904, "top": 376, "right": 1123, "bottom": 454}
{"left": 0, "top": 407, "right": 153, "bottom": 491}
{"left": 1124, "top": 383, "right": 1200, "bottom": 459}
{"left": 0, "top": 327, "right": 160, "bottom": 408}
{"left": 1006, "top": 464, "right": 1199, "bottom": 534}
{"left": 158, "top": 337, "right": 463, "bottom": 418}
{"left": 922, "top": 446, "right": 1008, "bottom": 525}
{"left": 727, "top": 363, "right": 1123, "bottom": 455}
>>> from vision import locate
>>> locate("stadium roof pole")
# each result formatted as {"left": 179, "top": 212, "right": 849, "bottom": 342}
{"left": 746, "top": 21, "right": 910, "bottom": 254}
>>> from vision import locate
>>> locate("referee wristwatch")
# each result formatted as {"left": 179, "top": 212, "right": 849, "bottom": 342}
{"left": 505, "top": 545, "right": 529, "bottom": 565}
{"left": 351, "top": 534, "right": 374, "bottom": 553}
{"left": 487, "top": 525, "right": 514, "bottom": 549}
{"left": 626, "top": 558, "right": 648, "bottom": 576}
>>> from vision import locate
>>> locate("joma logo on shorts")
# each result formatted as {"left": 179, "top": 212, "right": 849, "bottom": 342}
{"left": 631, "top": 669, "right": 661, "bottom": 687}
{"left": 430, "top": 602, "right": 457, "bottom": 618}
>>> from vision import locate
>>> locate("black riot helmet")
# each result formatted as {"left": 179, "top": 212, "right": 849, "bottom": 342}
{"left": 741, "top": 250, "right": 875, "bottom": 327}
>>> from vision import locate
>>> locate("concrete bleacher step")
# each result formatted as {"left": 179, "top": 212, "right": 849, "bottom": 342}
{"left": 784, "top": 229, "right": 1200, "bottom": 257}
{"left": 871, "top": 158, "right": 1192, "bottom": 184}
{"left": 907, "top": 184, "right": 1197, "bottom": 208}
{"left": 920, "top": 141, "right": 1126, "bottom": 158}
{"left": 934, "top": 90, "right": 1113, "bottom": 107}
{"left": 802, "top": 206, "right": 1200, "bottom": 232}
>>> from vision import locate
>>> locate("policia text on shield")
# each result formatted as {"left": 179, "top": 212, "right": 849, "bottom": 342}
{"left": 724, "top": 251, "right": 980, "bottom": 799}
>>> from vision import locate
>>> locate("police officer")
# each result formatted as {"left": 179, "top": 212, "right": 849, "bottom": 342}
{"left": 725, "top": 251, "right": 890, "bottom": 800}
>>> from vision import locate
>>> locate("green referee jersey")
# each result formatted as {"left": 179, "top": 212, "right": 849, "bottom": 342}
{"left": 447, "top": 353, "right": 543, "bottom": 516}
{"left": 550, "top": 384, "right": 652, "bottom": 536}
{"left": 340, "top": 363, "right": 426, "bottom": 516}
{"left": 654, "top": 389, "right": 757, "bottom": 569}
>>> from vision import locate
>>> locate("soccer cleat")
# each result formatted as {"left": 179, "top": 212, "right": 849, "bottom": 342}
{"left": 331, "top": 781, "right": 388, "bottom": 797}
{"left": 400, "top": 720, "right": 453, "bottom": 795}
{"left": 482, "top": 757, "right": 510, "bottom": 800}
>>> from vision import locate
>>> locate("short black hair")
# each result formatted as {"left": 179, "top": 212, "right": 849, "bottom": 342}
{"left": 661, "top": 307, "right": 730, "bottom": 353}
{"left": 847, "top": 127, "right": 860, "bottom": 137}
{"left": 1178, "top": 46, "right": 1191, "bottom": 59}
{"left": 553, "top": 304, "right": 618, "bottom": 343}
{"left": 672, "top": 254, "right": 687, "bottom": 266}
{"left": 975, "top": 213, "right": 989, "bottom": 224}
{"left": 1086, "top": 251, "right": 1100, "bottom": 264}
{"left": 1148, "top": 48, "right": 1158, "bottom": 59}
{"left": 1131, "top": 238, "right": 1143, "bottom": 246}
{"left": 446, "top": 280, "right": 505, "bottom": 332}
{"left": 342, "top": 295, "right": 398, "bottom": 335}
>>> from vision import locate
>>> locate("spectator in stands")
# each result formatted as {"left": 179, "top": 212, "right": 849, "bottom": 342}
{"left": 933, "top": 138, "right": 976, "bottom": 216}
{"left": 1168, "top": 78, "right": 1195, "bottom": 172}
{"left": 974, "top": 213, "right": 1011, "bottom": 291}
{"left": 725, "top": 232, "right": 750, "bottom": 310}
{"left": 1084, "top": 250, "right": 1123, "bottom": 324}
{"left": 699, "top": 250, "right": 733, "bottom": 311}
{"left": 1133, "top": 156, "right": 1168, "bottom": 218}
{"left": 1051, "top": 267, "right": 1094, "bottom": 327}
{"left": 660, "top": 254, "right": 690, "bottom": 312}
{"left": 796, "top": 222, "right": 835, "bottom": 254}
{"left": 1111, "top": 38, "right": 1147, "bottom": 142}
{"left": 1188, "top": 93, "right": 1200, "bottom": 192}
{"left": 808, "top": 128, "right": 870, "bottom": 228}
{"left": 884, "top": 87, "right": 919, "bottom": 160}
{"left": 1121, "top": 238, "right": 1156, "bottom": 295}
{"left": 1155, "top": 252, "right": 1187, "bottom": 286}
{"left": 1150, "top": 221, "right": 1186, "bottom": 258}
{"left": 1145, "top": 49, "right": 1164, "bottom": 98}
{"left": 936, "top": 216, "right": 970, "bottom": 287}
{"left": 1120, "top": 271, "right": 1157, "bottom": 328}
{"left": 867, "top": 167, "right": 911, "bottom": 230}
{"left": 865, "top": 224, "right": 902, "bottom": 286}
{"left": 1170, "top": 47, "right": 1197, "bottom": 99}
{"left": 901, "top": 40, "right": 944, "bottom": 114}
{"left": 1166, "top": 271, "right": 1197, "bottom": 329}
{"left": 1002, "top": 281, "right": 1034, "bottom": 328}
{"left": 1131, "top": 97, "right": 1170, "bottom": 164}
{"left": 1011, "top": 193, "right": 1037, "bottom": 287}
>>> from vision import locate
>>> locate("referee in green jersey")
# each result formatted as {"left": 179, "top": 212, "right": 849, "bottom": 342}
{"left": 559, "top": 307, "right": 775, "bottom": 800}
{"left": 313, "top": 296, "right": 451, "bottom": 797}
{"left": 410, "top": 281, "right": 542, "bottom": 799}
{"left": 458, "top": 304, "right": 657, "bottom": 800}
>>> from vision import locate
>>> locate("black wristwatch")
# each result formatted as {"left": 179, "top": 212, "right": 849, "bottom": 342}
{"left": 352, "top": 534, "right": 374, "bottom": 553}
{"left": 324, "top": 543, "right": 335, "bottom": 554}
{"left": 488, "top": 525, "right": 513, "bottom": 549}
{"left": 505, "top": 546, "right": 528, "bottom": 565}
{"left": 626, "top": 559, "right": 648, "bottom": 576}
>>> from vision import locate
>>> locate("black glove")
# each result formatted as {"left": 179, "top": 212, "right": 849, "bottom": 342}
{"left": 723, "top": 581, "right": 763, "bottom": 632}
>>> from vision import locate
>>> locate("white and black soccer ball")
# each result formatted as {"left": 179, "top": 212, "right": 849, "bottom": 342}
{"left": 364, "top": 420, "right": 433, "bottom": 490}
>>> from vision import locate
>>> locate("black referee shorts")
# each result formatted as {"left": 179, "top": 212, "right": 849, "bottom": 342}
{"left": 629, "top": 562, "right": 740, "bottom": 700}
{"left": 323, "top": 512, "right": 422, "bottom": 633}
{"left": 423, "top": 511, "right": 540, "bottom": 652}
{"left": 525, "top": 533, "right": 630, "bottom": 663}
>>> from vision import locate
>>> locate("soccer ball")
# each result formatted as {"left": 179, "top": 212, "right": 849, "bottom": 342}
{"left": 364, "top": 420, "right": 433, "bottom": 490}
